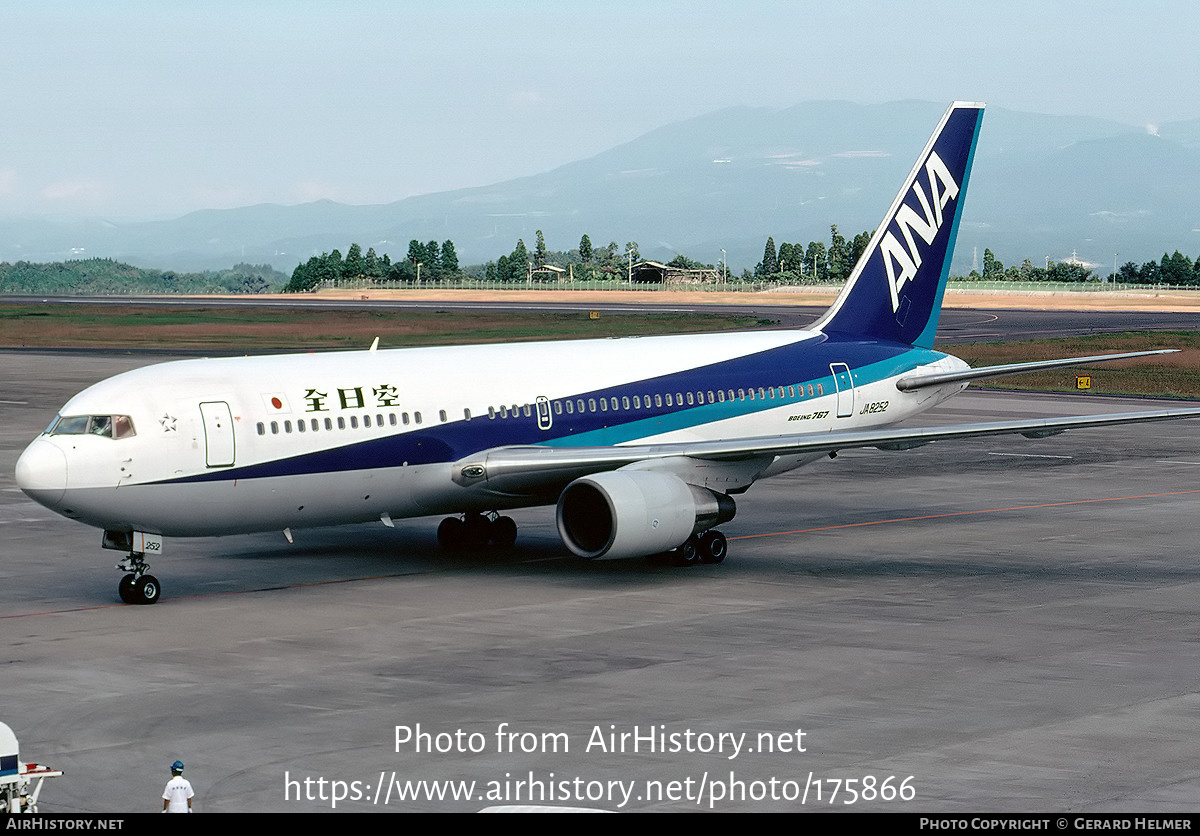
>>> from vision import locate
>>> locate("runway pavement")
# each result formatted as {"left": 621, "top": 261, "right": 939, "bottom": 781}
{"left": 2, "top": 351, "right": 1200, "bottom": 812}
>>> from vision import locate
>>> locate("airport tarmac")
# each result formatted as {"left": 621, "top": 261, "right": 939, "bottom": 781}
{"left": 2, "top": 351, "right": 1200, "bottom": 812}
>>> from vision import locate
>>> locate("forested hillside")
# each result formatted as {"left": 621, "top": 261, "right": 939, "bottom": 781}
{"left": 0, "top": 258, "right": 287, "bottom": 294}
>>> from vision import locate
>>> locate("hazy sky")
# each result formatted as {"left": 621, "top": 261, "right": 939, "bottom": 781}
{"left": 3, "top": 0, "right": 1197, "bottom": 219}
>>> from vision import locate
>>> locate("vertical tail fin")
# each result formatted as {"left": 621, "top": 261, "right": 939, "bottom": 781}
{"left": 812, "top": 102, "right": 984, "bottom": 348}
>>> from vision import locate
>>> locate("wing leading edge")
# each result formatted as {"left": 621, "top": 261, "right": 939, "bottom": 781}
{"left": 454, "top": 407, "right": 1200, "bottom": 495}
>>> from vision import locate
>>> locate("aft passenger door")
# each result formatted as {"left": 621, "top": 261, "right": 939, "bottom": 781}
{"left": 830, "top": 363, "right": 854, "bottom": 419}
{"left": 199, "top": 401, "right": 235, "bottom": 467}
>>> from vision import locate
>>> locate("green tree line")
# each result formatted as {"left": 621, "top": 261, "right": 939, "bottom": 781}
{"left": 285, "top": 240, "right": 462, "bottom": 292}
{"left": 286, "top": 234, "right": 1200, "bottom": 294}
{"left": 967, "top": 248, "right": 1200, "bottom": 284}
{"left": 0, "top": 258, "right": 286, "bottom": 295}
{"left": 288, "top": 233, "right": 653, "bottom": 289}
{"left": 474, "top": 232, "right": 645, "bottom": 283}
{"left": 752, "top": 225, "right": 873, "bottom": 284}
{"left": 1113, "top": 251, "right": 1200, "bottom": 285}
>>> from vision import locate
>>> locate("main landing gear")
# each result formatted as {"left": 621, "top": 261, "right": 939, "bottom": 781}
{"left": 663, "top": 529, "right": 728, "bottom": 567}
{"left": 437, "top": 512, "right": 518, "bottom": 550}
{"left": 116, "top": 554, "right": 161, "bottom": 605}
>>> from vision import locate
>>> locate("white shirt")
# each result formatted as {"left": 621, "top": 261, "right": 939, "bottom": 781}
{"left": 163, "top": 775, "right": 194, "bottom": 813}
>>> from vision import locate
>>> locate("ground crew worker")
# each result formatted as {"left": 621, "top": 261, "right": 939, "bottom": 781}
{"left": 162, "top": 760, "right": 195, "bottom": 813}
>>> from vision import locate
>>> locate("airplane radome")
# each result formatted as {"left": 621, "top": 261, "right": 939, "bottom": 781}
{"left": 15, "top": 103, "right": 1200, "bottom": 605}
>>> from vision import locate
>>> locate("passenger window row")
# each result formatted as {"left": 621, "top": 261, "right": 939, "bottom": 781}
{"left": 482, "top": 381, "right": 820, "bottom": 419}
{"left": 489, "top": 382, "right": 823, "bottom": 420}
{"left": 257, "top": 411, "right": 425, "bottom": 436}
{"left": 256, "top": 382, "right": 825, "bottom": 437}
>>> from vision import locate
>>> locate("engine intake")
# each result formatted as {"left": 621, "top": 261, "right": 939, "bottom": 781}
{"left": 556, "top": 471, "right": 735, "bottom": 560}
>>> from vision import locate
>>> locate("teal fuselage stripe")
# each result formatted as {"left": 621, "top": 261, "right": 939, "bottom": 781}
{"left": 543, "top": 344, "right": 946, "bottom": 448}
{"left": 155, "top": 337, "right": 948, "bottom": 484}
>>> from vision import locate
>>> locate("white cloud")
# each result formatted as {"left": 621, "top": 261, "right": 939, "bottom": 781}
{"left": 288, "top": 180, "right": 353, "bottom": 205}
{"left": 507, "top": 89, "right": 543, "bottom": 109}
{"left": 41, "top": 179, "right": 108, "bottom": 204}
{"left": 185, "top": 184, "right": 253, "bottom": 209}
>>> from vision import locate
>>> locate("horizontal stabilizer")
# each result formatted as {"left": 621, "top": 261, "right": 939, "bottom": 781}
{"left": 895, "top": 350, "right": 1178, "bottom": 392}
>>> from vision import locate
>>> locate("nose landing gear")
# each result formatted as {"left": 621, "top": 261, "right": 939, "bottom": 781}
{"left": 116, "top": 555, "right": 161, "bottom": 605}
{"left": 104, "top": 530, "right": 163, "bottom": 605}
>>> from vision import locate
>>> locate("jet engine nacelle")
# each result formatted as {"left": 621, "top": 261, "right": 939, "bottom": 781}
{"left": 556, "top": 470, "right": 736, "bottom": 560}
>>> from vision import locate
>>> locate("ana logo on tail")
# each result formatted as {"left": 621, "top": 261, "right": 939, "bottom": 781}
{"left": 880, "top": 150, "right": 960, "bottom": 313}
{"left": 811, "top": 102, "right": 983, "bottom": 349}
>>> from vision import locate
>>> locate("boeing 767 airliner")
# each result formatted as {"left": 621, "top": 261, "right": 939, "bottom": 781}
{"left": 16, "top": 102, "right": 1200, "bottom": 604}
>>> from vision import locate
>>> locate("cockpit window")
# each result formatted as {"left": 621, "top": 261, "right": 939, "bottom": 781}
{"left": 49, "top": 414, "right": 136, "bottom": 439}
{"left": 50, "top": 415, "right": 89, "bottom": 435}
{"left": 113, "top": 415, "right": 135, "bottom": 439}
{"left": 89, "top": 416, "right": 113, "bottom": 437}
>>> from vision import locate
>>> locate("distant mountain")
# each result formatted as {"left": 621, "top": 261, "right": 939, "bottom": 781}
{"left": 1, "top": 101, "right": 1196, "bottom": 277}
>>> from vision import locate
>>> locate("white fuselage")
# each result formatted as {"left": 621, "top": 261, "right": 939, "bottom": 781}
{"left": 15, "top": 328, "right": 967, "bottom": 538}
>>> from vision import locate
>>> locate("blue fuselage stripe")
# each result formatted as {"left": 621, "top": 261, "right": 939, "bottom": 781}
{"left": 157, "top": 336, "right": 945, "bottom": 485}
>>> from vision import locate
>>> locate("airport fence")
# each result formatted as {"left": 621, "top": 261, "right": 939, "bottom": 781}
{"left": 312, "top": 277, "right": 1200, "bottom": 295}
{"left": 314, "top": 277, "right": 790, "bottom": 293}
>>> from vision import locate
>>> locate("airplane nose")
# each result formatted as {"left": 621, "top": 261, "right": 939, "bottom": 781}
{"left": 15, "top": 438, "right": 67, "bottom": 508}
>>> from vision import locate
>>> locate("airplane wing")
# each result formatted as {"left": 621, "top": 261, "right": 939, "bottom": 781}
{"left": 453, "top": 407, "right": 1200, "bottom": 495}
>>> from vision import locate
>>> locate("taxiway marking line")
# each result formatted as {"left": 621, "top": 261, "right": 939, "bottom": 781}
{"left": 730, "top": 488, "right": 1200, "bottom": 540}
